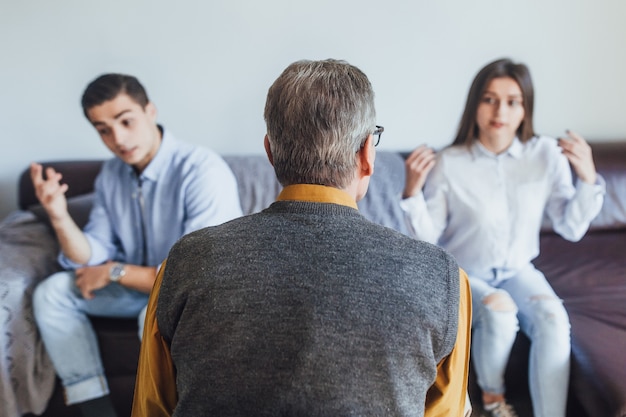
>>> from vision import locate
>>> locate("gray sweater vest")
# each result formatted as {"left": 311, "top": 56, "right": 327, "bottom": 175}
{"left": 158, "top": 200, "right": 460, "bottom": 417}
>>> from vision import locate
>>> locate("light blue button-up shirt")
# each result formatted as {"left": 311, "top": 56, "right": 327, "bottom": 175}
{"left": 59, "top": 127, "right": 242, "bottom": 269}
{"left": 400, "top": 136, "right": 605, "bottom": 276}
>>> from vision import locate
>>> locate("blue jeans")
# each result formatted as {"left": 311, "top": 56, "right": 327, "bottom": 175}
{"left": 469, "top": 263, "right": 570, "bottom": 417}
{"left": 32, "top": 271, "right": 149, "bottom": 405}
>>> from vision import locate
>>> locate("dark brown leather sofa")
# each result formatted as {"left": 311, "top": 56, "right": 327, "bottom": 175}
{"left": 16, "top": 142, "right": 626, "bottom": 417}
{"left": 532, "top": 142, "right": 626, "bottom": 417}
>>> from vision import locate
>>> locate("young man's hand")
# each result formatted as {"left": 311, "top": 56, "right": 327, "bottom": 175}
{"left": 30, "top": 163, "right": 70, "bottom": 221}
{"left": 75, "top": 262, "right": 115, "bottom": 300}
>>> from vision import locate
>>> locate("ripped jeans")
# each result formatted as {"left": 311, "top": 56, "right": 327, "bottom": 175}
{"left": 469, "top": 263, "right": 570, "bottom": 417}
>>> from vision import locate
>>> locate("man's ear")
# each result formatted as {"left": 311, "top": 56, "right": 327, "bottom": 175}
{"left": 264, "top": 135, "right": 274, "bottom": 166}
{"left": 357, "top": 135, "right": 375, "bottom": 178}
{"left": 145, "top": 101, "right": 157, "bottom": 122}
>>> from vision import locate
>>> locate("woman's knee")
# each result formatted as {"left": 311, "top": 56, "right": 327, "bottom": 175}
{"left": 483, "top": 290, "right": 517, "bottom": 312}
{"left": 476, "top": 290, "right": 519, "bottom": 333}
{"left": 528, "top": 295, "right": 571, "bottom": 339}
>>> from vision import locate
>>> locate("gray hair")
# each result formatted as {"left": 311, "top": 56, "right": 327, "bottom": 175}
{"left": 264, "top": 59, "right": 376, "bottom": 188}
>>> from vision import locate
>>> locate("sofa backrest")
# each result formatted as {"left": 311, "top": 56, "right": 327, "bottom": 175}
{"left": 18, "top": 152, "right": 411, "bottom": 235}
{"left": 18, "top": 160, "right": 104, "bottom": 229}
{"left": 222, "top": 152, "right": 410, "bottom": 235}
{"left": 18, "top": 141, "right": 625, "bottom": 235}
{"left": 18, "top": 160, "right": 104, "bottom": 210}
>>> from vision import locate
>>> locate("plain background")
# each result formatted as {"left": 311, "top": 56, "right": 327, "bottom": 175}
{"left": 1, "top": 0, "right": 625, "bottom": 219}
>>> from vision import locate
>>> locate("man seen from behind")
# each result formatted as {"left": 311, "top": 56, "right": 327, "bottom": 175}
{"left": 132, "top": 59, "right": 471, "bottom": 417}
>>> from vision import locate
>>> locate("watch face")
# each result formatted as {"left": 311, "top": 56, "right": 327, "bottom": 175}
{"left": 110, "top": 263, "right": 125, "bottom": 282}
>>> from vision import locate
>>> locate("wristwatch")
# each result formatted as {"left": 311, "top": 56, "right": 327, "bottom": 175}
{"left": 109, "top": 262, "right": 126, "bottom": 283}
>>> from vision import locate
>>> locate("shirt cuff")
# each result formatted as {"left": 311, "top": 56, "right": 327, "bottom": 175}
{"left": 576, "top": 173, "right": 606, "bottom": 197}
{"left": 399, "top": 192, "right": 428, "bottom": 214}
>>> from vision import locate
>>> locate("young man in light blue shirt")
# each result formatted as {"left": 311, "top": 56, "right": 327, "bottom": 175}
{"left": 30, "top": 73, "right": 242, "bottom": 417}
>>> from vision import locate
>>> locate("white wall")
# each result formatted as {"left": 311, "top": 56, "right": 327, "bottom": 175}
{"left": 1, "top": 0, "right": 625, "bottom": 218}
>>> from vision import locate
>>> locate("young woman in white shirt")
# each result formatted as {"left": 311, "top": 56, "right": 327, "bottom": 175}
{"left": 400, "top": 58, "right": 605, "bottom": 417}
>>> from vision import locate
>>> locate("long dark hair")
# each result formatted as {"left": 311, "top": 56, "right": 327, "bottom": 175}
{"left": 452, "top": 58, "right": 535, "bottom": 146}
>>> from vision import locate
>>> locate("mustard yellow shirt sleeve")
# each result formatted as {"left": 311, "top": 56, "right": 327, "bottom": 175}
{"left": 131, "top": 260, "right": 177, "bottom": 417}
{"left": 425, "top": 268, "right": 473, "bottom": 417}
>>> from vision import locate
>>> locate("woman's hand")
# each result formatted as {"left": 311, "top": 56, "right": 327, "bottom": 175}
{"left": 403, "top": 145, "right": 437, "bottom": 198}
{"left": 558, "top": 130, "right": 597, "bottom": 184}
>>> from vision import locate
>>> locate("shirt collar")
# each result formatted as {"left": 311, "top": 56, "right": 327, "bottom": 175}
{"left": 277, "top": 184, "right": 358, "bottom": 209}
{"left": 130, "top": 125, "right": 175, "bottom": 181}
{"left": 471, "top": 137, "right": 523, "bottom": 159}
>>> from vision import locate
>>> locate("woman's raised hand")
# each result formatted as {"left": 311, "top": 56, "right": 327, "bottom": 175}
{"left": 403, "top": 145, "right": 437, "bottom": 199}
{"left": 558, "top": 130, "right": 597, "bottom": 184}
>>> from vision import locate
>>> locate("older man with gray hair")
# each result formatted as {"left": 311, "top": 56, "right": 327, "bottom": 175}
{"left": 132, "top": 59, "right": 471, "bottom": 417}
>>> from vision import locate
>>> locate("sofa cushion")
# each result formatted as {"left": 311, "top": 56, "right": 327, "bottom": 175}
{"left": 223, "top": 155, "right": 281, "bottom": 216}
{"left": 357, "top": 151, "right": 411, "bottom": 236}
{"left": 534, "top": 231, "right": 626, "bottom": 417}
{"left": 589, "top": 167, "right": 626, "bottom": 231}
{"left": 222, "top": 152, "right": 411, "bottom": 238}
